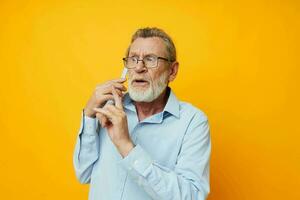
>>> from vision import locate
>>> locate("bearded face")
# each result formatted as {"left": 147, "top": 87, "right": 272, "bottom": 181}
{"left": 126, "top": 37, "right": 172, "bottom": 103}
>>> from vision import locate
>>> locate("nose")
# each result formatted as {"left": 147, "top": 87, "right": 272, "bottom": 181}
{"left": 134, "top": 59, "right": 147, "bottom": 73}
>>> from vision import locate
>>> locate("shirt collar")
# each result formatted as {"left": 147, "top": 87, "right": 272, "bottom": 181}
{"left": 163, "top": 87, "right": 180, "bottom": 118}
{"left": 123, "top": 87, "right": 180, "bottom": 120}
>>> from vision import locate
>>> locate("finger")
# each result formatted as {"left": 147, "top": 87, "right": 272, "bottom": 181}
{"left": 103, "top": 87, "right": 123, "bottom": 96}
{"left": 93, "top": 107, "right": 114, "bottom": 121}
{"left": 95, "top": 111, "right": 107, "bottom": 125}
{"left": 111, "top": 82, "right": 127, "bottom": 91}
{"left": 104, "top": 104, "right": 120, "bottom": 113}
{"left": 101, "top": 94, "right": 114, "bottom": 101}
{"left": 115, "top": 88, "right": 123, "bottom": 97}
{"left": 97, "top": 110, "right": 110, "bottom": 127}
{"left": 95, "top": 94, "right": 113, "bottom": 105}
{"left": 96, "top": 112, "right": 107, "bottom": 127}
{"left": 95, "top": 110, "right": 110, "bottom": 127}
{"left": 98, "top": 83, "right": 126, "bottom": 95}
{"left": 102, "top": 116, "right": 109, "bottom": 127}
{"left": 112, "top": 85, "right": 123, "bottom": 109}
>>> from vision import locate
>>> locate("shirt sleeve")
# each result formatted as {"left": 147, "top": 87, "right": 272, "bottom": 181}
{"left": 119, "top": 113, "right": 211, "bottom": 200}
{"left": 73, "top": 109, "right": 100, "bottom": 184}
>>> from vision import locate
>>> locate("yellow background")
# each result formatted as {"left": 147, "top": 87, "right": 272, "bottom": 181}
{"left": 0, "top": 0, "right": 299, "bottom": 199}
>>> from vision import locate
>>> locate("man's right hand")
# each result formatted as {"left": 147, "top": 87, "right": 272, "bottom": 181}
{"left": 84, "top": 78, "right": 127, "bottom": 118}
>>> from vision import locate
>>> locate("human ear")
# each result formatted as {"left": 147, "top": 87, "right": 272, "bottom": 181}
{"left": 168, "top": 62, "right": 179, "bottom": 82}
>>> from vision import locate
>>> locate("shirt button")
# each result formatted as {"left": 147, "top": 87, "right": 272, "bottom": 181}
{"left": 134, "top": 160, "right": 139, "bottom": 166}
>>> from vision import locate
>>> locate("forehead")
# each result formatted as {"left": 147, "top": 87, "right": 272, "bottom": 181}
{"left": 129, "top": 37, "right": 167, "bottom": 56}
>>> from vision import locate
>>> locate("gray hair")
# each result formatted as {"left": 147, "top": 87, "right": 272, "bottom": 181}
{"left": 126, "top": 27, "right": 177, "bottom": 62}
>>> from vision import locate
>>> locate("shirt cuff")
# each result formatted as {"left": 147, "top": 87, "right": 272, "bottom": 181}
{"left": 81, "top": 109, "right": 98, "bottom": 135}
{"left": 119, "top": 144, "right": 153, "bottom": 177}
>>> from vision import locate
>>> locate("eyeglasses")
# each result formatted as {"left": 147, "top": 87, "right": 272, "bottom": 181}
{"left": 122, "top": 55, "right": 171, "bottom": 69}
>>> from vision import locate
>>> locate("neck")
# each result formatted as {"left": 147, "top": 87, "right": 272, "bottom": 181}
{"left": 134, "top": 87, "right": 169, "bottom": 122}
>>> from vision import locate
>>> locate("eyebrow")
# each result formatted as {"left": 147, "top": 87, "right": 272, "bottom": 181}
{"left": 129, "top": 52, "right": 156, "bottom": 57}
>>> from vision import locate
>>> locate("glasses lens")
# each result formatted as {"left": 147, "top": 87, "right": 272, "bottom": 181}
{"left": 144, "top": 55, "right": 157, "bottom": 68}
{"left": 125, "top": 57, "right": 137, "bottom": 69}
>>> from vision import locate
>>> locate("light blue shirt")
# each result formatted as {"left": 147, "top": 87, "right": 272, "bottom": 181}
{"left": 73, "top": 87, "right": 211, "bottom": 200}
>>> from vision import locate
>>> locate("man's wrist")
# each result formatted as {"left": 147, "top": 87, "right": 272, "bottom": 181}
{"left": 117, "top": 140, "right": 135, "bottom": 158}
{"left": 84, "top": 108, "right": 96, "bottom": 118}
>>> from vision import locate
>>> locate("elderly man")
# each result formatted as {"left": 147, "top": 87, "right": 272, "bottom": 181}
{"left": 73, "top": 27, "right": 211, "bottom": 200}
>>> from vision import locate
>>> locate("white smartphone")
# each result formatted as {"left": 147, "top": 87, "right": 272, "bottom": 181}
{"left": 104, "top": 67, "right": 128, "bottom": 106}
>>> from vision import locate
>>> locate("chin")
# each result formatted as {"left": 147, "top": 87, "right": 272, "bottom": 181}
{"left": 128, "top": 88, "right": 154, "bottom": 102}
{"left": 129, "top": 84, "right": 167, "bottom": 103}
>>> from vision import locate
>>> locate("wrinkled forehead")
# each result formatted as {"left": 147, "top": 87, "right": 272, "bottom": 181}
{"left": 129, "top": 37, "right": 168, "bottom": 57}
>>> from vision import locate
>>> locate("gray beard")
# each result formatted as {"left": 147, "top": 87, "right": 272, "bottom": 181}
{"left": 128, "top": 71, "right": 169, "bottom": 102}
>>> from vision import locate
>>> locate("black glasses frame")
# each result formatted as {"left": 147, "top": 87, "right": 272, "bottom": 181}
{"left": 122, "top": 55, "right": 171, "bottom": 69}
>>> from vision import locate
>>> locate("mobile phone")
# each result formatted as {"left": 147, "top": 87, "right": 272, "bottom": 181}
{"left": 104, "top": 67, "right": 128, "bottom": 106}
